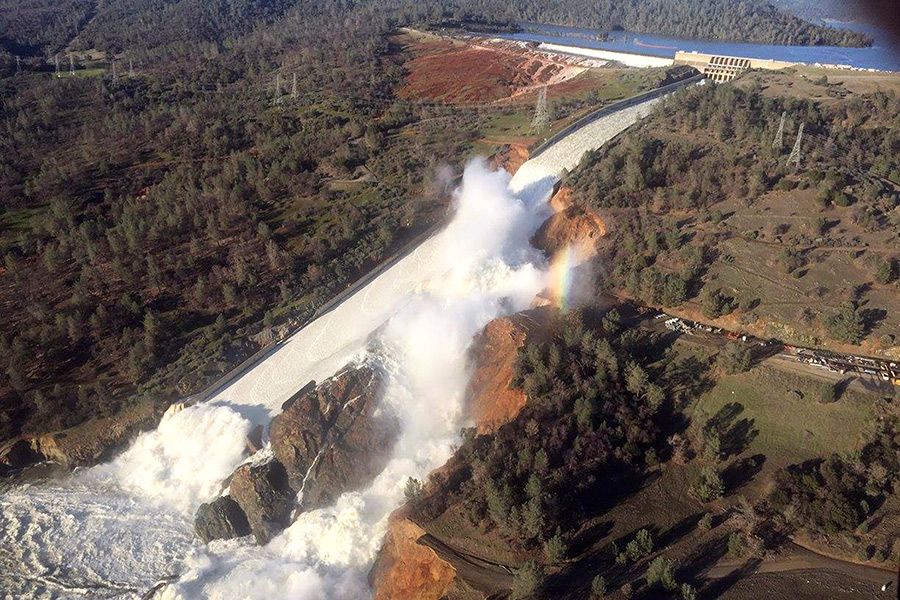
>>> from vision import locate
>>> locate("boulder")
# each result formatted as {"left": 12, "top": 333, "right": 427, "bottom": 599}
{"left": 270, "top": 364, "right": 399, "bottom": 511}
{"left": 229, "top": 458, "right": 295, "bottom": 544}
{"left": 194, "top": 495, "right": 251, "bottom": 542}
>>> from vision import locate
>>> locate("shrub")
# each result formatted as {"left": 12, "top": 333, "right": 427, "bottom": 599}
{"left": 728, "top": 532, "right": 746, "bottom": 557}
{"left": 681, "top": 583, "right": 698, "bottom": 600}
{"left": 825, "top": 302, "right": 865, "bottom": 344}
{"left": 699, "top": 512, "right": 713, "bottom": 530}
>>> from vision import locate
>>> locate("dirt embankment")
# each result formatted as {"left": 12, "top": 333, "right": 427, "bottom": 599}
{"left": 369, "top": 515, "right": 457, "bottom": 600}
{"left": 489, "top": 142, "right": 529, "bottom": 176}
{"left": 397, "top": 38, "right": 588, "bottom": 104}
{"left": 465, "top": 307, "right": 557, "bottom": 434}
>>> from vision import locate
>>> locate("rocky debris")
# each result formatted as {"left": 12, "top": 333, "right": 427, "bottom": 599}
{"left": 369, "top": 517, "right": 457, "bottom": 600}
{"left": 530, "top": 186, "right": 606, "bottom": 261}
{"left": 490, "top": 143, "right": 529, "bottom": 176}
{"left": 465, "top": 307, "right": 557, "bottom": 434}
{"left": 0, "top": 400, "right": 160, "bottom": 474}
{"left": 195, "top": 495, "right": 251, "bottom": 542}
{"left": 229, "top": 458, "right": 295, "bottom": 544}
{"left": 192, "top": 362, "right": 397, "bottom": 545}
{"left": 270, "top": 364, "right": 399, "bottom": 511}
{"left": 245, "top": 425, "right": 264, "bottom": 454}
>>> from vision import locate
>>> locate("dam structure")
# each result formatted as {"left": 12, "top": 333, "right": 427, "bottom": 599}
{"left": 674, "top": 50, "right": 797, "bottom": 82}
{"left": 0, "top": 90, "right": 671, "bottom": 599}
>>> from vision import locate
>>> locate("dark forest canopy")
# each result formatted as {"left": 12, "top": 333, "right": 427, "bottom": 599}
{"left": 0, "top": 0, "right": 871, "bottom": 58}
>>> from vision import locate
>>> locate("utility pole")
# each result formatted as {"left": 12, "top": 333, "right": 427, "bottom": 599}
{"left": 772, "top": 111, "right": 786, "bottom": 150}
{"left": 530, "top": 85, "right": 550, "bottom": 132}
{"left": 787, "top": 123, "right": 804, "bottom": 167}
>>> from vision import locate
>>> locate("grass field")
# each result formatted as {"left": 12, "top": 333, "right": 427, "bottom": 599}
{"left": 690, "top": 365, "right": 878, "bottom": 475}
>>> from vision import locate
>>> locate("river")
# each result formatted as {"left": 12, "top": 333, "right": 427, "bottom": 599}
{"left": 491, "top": 20, "right": 900, "bottom": 71}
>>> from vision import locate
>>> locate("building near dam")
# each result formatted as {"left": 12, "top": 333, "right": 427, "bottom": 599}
{"left": 674, "top": 51, "right": 797, "bottom": 82}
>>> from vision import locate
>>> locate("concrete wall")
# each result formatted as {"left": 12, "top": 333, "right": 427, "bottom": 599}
{"left": 539, "top": 42, "right": 674, "bottom": 68}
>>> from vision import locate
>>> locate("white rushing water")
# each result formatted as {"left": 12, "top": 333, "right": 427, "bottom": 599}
{"left": 0, "top": 97, "right": 661, "bottom": 600}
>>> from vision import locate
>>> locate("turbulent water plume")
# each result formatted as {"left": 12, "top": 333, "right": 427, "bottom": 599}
{"left": 157, "top": 158, "right": 554, "bottom": 599}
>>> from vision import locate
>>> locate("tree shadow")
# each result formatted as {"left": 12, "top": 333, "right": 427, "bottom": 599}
{"left": 569, "top": 519, "right": 615, "bottom": 557}
{"left": 861, "top": 307, "right": 887, "bottom": 336}
{"left": 701, "top": 557, "right": 762, "bottom": 599}
{"left": 707, "top": 403, "right": 758, "bottom": 459}
{"left": 657, "top": 512, "right": 705, "bottom": 549}
{"left": 834, "top": 377, "right": 855, "bottom": 401}
{"left": 721, "top": 454, "right": 766, "bottom": 494}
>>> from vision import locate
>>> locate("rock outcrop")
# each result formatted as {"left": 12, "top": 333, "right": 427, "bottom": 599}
{"left": 530, "top": 186, "right": 606, "bottom": 261}
{"left": 0, "top": 400, "right": 160, "bottom": 474}
{"left": 465, "top": 307, "right": 557, "bottom": 434}
{"left": 195, "top": 496, "right": 251, "bottom": 542}
{"left": 192, "top": 362, "right": 397, "bottom": 544}
{"left": 270, "top": 364, "right": 398, "bottom": 511}
{"left": 369, "top": 517, "right": 457, "bottom": 600}
{"left": 229, "top": 458, "right": 295, "bottom": 544}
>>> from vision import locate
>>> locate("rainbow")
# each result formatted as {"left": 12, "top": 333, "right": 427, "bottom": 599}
{"left": 549, "top": 245, "right": 577, "bottom": 311}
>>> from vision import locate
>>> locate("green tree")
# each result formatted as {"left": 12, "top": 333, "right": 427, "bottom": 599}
{"left": 543, "top": 528, "right": 567, "bottom": 563}
{"left": 590, "top": 575, "right": 607, "bottom": 598}
{"left": 718, "top": 342, "right": 752, "bottom": 374}
{"left": 825, "top": 302, "right": 865, "bottom": 344}
{"left": 646, "top": 556, "right": 677, "bottom": 591}
{"left": 691, "top": 466, "right": 725, "bottom": 502}
{"left": 510, "top": 560, "right": 544, "bottom": 599}
{"left": 403, "top": 477, "right": 424, "bottom": 502}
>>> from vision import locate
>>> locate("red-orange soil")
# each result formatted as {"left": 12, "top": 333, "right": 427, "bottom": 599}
{"left": 369, "top": 516, "right": 457, "bottom": 600}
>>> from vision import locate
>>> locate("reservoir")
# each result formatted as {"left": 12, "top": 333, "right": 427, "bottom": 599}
{"left": 492, "top": 21, "right": 900, "bottom": 72}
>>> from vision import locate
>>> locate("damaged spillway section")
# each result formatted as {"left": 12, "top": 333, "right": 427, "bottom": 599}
{"left": 0, "top": 93, "right": 666, "bottom": 600}
{"left": 195, "top": 364, "right": 399, "bottom": 545}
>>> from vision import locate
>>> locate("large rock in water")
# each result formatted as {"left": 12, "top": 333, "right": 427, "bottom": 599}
{"left": 229, "top": 458, "right": 295, "bottom": 544}
{"left": 270, "top": 364, "right": 399, "bottom": 511}
{"left": 195, "top": 495, "right": 251, "bottom": 542}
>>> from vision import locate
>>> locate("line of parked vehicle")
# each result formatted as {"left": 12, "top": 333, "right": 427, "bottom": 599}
{"left": 651, "top": 312, "right": 900, "bottom": 385}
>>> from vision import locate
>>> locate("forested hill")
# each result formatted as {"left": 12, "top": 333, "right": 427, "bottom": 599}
{"left": 0, "top": 0, "right": 871, "bottom": 58}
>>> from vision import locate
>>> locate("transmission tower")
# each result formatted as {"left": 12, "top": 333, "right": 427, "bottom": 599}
{"left": 274, "top": 73, "right": 282, "bottom": 104}
{"left": 129, "top": 58, "right": 134, "bottom": 77}
{"left": 54, "top": 54, "right": 60, "bottom": 77}
{"left": 111, "top": 58, "right": 118, "bottom": 83}
{"left": 530, "top": 85, "right": 550, "bottom": 131}
{"left": 291, "top": 73, "right": 297, "bottom": 99}
{"left": 787, "top": 123, "right": 804, "bottom": 167}
{"left": 772, "top": 111, "right": 786, "bottom": 150}
{"left": 69, "top": 53, "right": 75, "bottom": 75}
{"left": 16, "top": 56, "right": 21, "bottom": 74}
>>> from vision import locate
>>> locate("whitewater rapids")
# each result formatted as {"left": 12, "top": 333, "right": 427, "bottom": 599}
{"left": 0, "top": 97, "right": 662, "bottom": 599}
